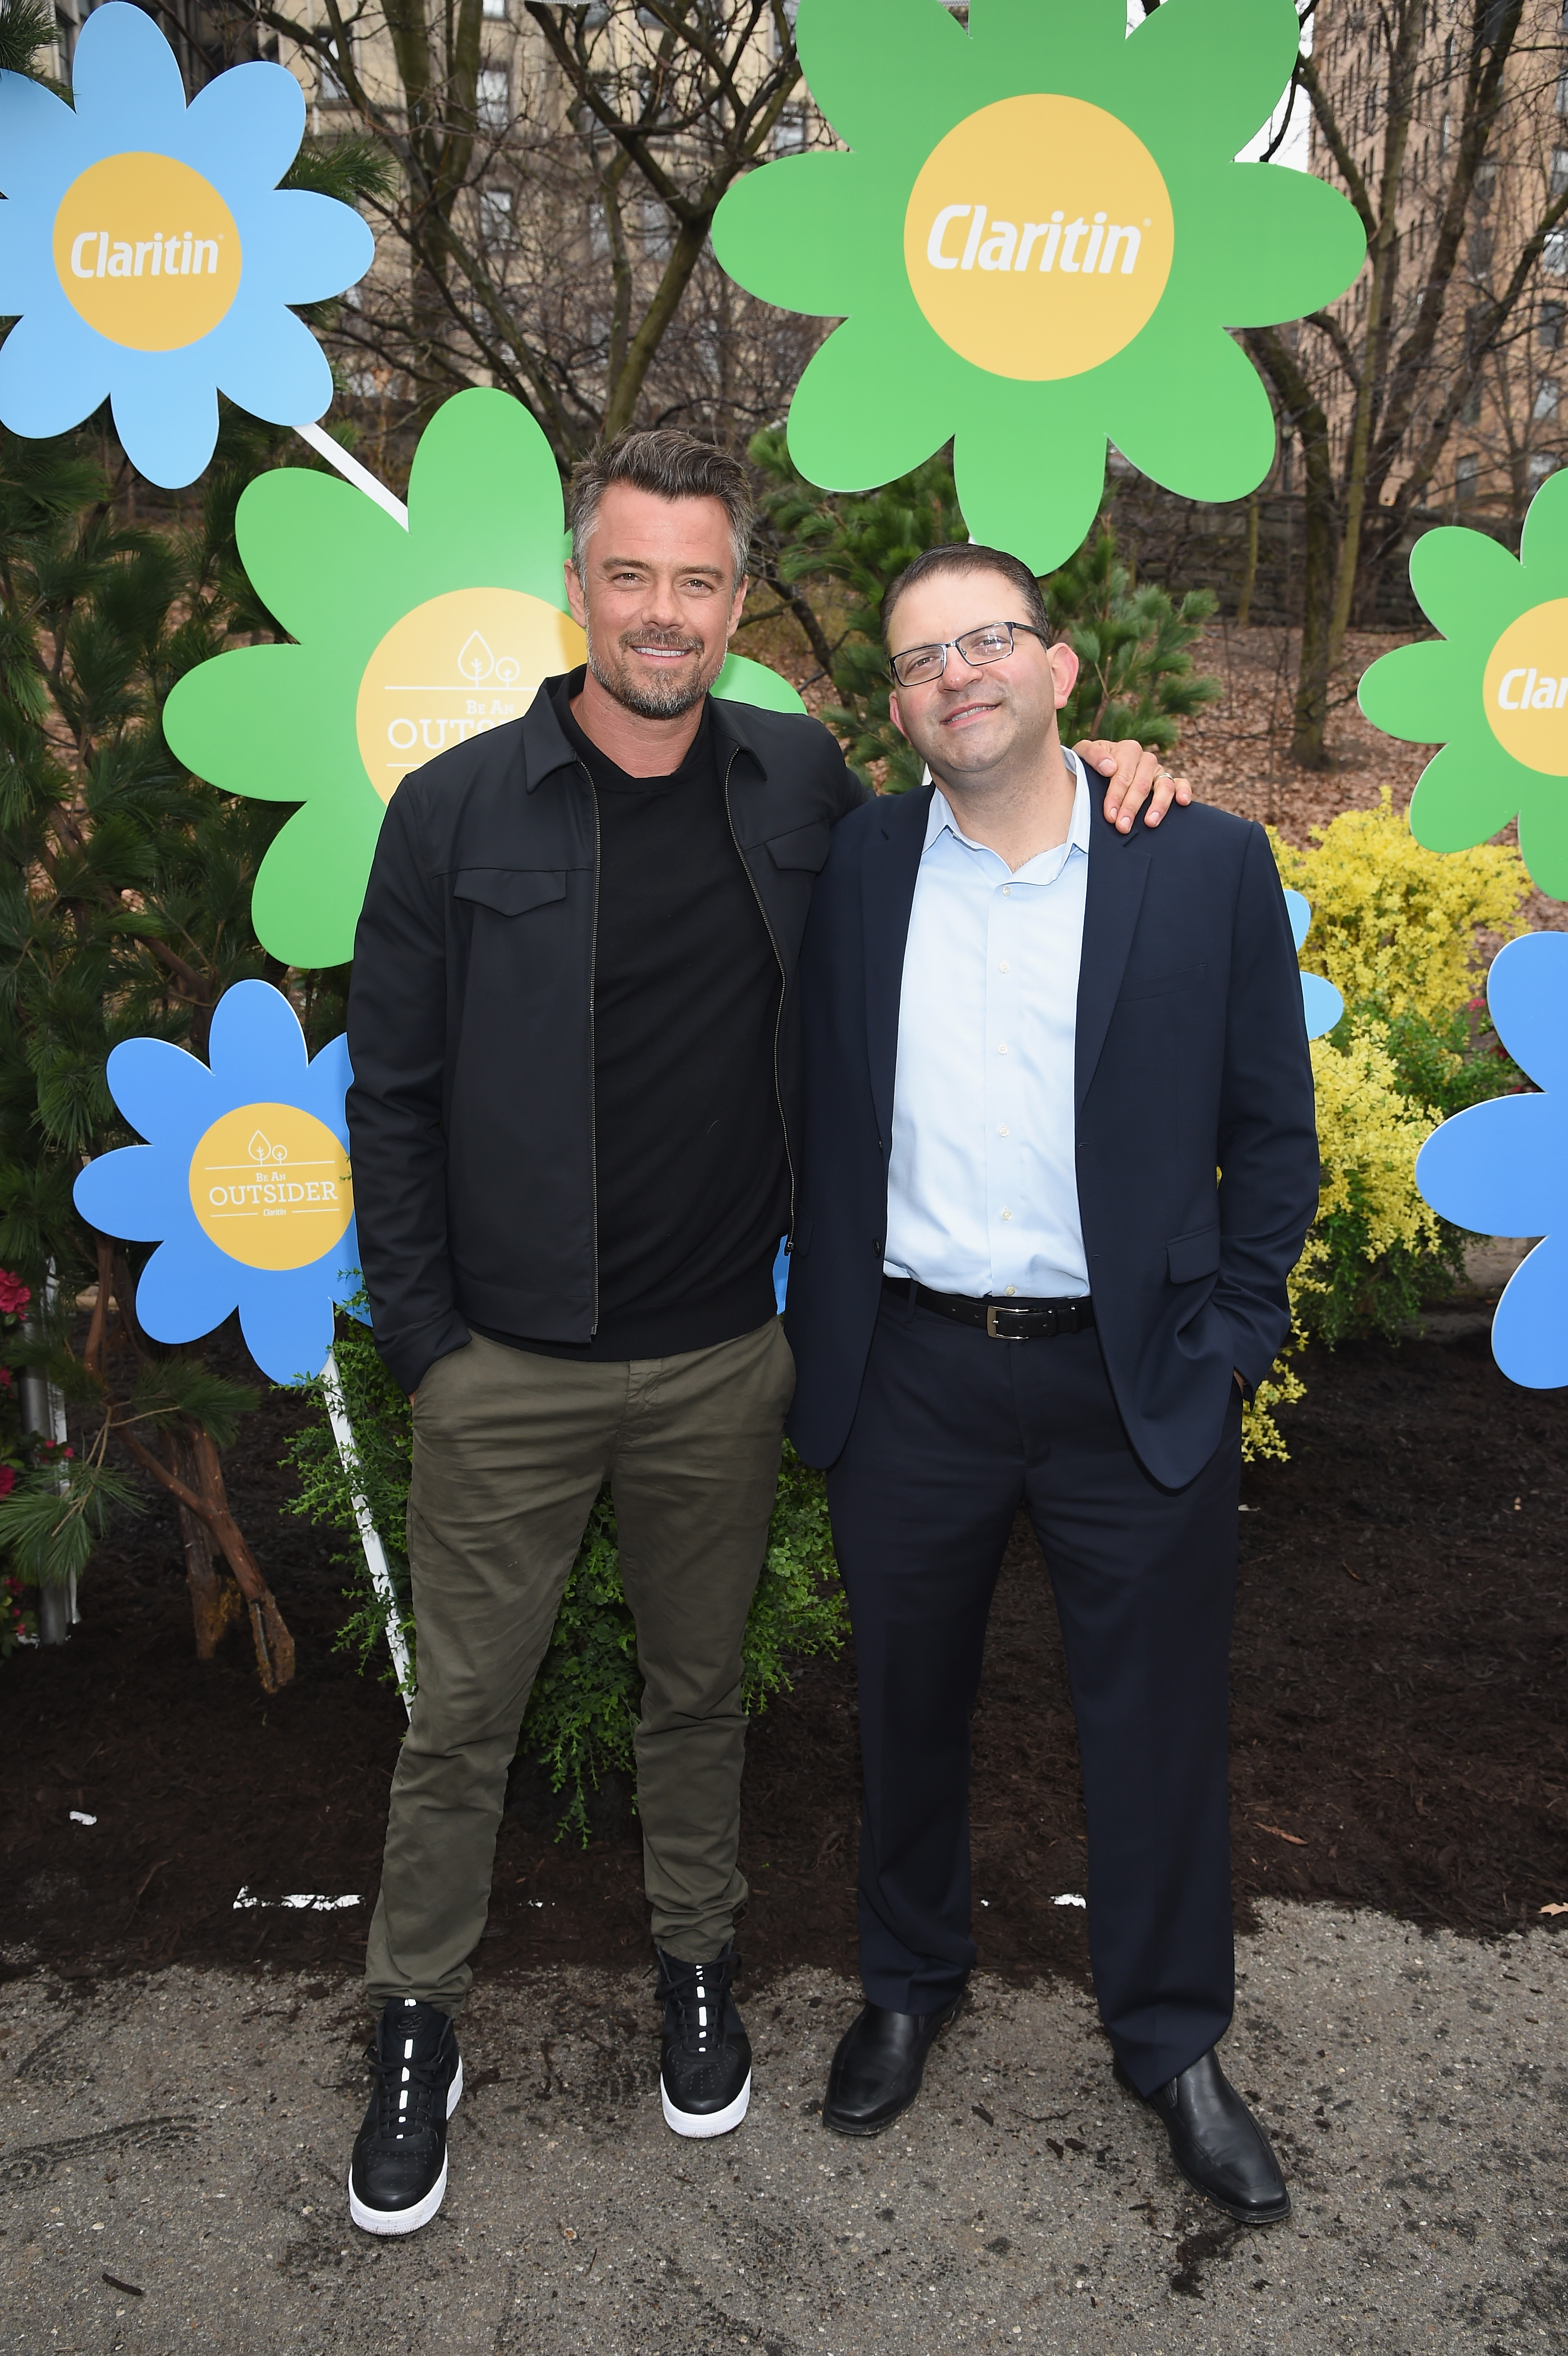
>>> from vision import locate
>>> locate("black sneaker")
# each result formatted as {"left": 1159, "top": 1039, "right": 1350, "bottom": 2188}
{"left": 348, "top": 1997, "right": 463, "bottom": 2236}
{"left": 655, "top": 1942, "right": 751, "bottom": 2138}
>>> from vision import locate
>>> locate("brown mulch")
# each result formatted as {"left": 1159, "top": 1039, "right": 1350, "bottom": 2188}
{"left": 3, "top": 1315, "right": 1565, "bottom": 1994}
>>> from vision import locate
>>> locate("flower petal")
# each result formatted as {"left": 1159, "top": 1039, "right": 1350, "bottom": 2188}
{"left": 1102, "top": 327, "right": 1275, "bottom": 504}
{"left": 0, "top": 309, "right": 108, "bottom": 439}
{"left": 303, "top": 1031, "right": 354, "bottom": 1141}
{"left": 711, "top": 150, "right": 869, "bottom": 319}
{"left": 108, "top": 360, "right": 218, "bottom": 491}
{"left": 102, "top": 1036, "right": 212, "bottom": 1150}
{"left": 71, "top": 2, "right": 189, "bottom": 145}
{"left": 1409, "top": 524, "right": 1523, "bottom": 642}
{"left": 134, "top": 1233, "right": 240, "bottom": 1347}
{"left": 786, "top": 316, "right": 958, "bottom": 494}
{"left": 207, "top": 979, "right": 310, "bottom": 1102}
{"left": 1358, "top": 636, "right": 1477, "bottom": 747}
{"left": 796, "top": 0, "right": 971, "bottom": 148}
{"left": 74, "top": 1144, "right": 181, "bottom": 1243}
{"left": 954, "top": 403, "right": 1107, "bottom": 573}
{"left": 1487, "top": 932, "right": 1568, "bottom": 1093}
{"left": 1516, "top": 786, "right": 1568, "bottom": 903}
{"left": 237, "top": 1265, "right": 334, "bottom": 1385}
{"left": 1492, "top": 1233, "right": 1568, "bottom": 1390}
{"left": 233, "top": 463, "right": 412, "bottom": 644}
{"left": 1116, "top": 0, "right": 1301, "bottom": 159}
{"left": 0, "top": 68, "right": 78, "bottom": 200}
{"left": 183, "top": 58, "right": 305, "bottom": 191}
{"left": 251, "top": 787, "right": 386, "bottom": 971}
{"left": 1406, "top": 739, "right": 1522, "bottom": 858}
{"left": 164, "top": 642, "right": 327, "bottom": 805}
{"left": 406, "top": 388, "right": 566, "bottom": 608}
{"left": 213, "top": 303, "right": 333, "bottom": 430}
{"left": 1196, "top": 163, "right": 1365, "bottom": 326}
{"left": 250, "top": 190, "right": 374, "bottom": 307}
{"left": 1416, "top": 1091, "right": 1568, "bottom": 1238}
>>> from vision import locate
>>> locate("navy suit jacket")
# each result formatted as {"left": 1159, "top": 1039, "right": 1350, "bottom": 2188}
{"left": 783, "top": 785, "right": 1320, "bottom": 1490}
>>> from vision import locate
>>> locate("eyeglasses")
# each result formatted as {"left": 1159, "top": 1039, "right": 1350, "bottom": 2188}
{"left": 888, "top": 619, "right": 1050, "bottom": 689}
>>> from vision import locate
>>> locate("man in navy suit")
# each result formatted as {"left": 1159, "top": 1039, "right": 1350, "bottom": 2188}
{"left": 785, "top": 543, "right": 1318, "bottom": 2223}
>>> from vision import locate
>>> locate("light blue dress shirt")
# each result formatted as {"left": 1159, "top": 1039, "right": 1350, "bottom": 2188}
{"left": 883, "top": 750, "right": 1091, "bottom": 1300}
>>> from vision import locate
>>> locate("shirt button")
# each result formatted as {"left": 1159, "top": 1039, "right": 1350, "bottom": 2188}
{"left": 997, "top": 1125, "right": 1009, "bottom": 1136}
{"left": 999, "top": 961, "right": 1010, "bottom": 974}
{"left": 1005, "top": 1285, "right": 1017, "bottom": 1296}
{"left": 1001, "top": 885, "right": 1012, "bottom": 896}
{"left": 1001, "top": 1208, "right": 1013, "bottom": 1221}
{"left": 997, "top": 1043, "right": 1008, "bottom": 1055}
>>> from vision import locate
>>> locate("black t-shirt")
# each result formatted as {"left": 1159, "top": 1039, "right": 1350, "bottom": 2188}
{"left": 477, "top": 674, "right": 789, "bottom": 1362}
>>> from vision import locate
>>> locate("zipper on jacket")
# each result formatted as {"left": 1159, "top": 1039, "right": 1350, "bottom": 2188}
{"left": 724, "top": 745, "right": 796, "bottom": 1243}
{"left": 583, "top": 761, "right": 602, "bottom": 1335}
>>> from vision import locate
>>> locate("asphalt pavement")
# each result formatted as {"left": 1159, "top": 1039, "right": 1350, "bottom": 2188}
{"left": 0, "top": 1900, "right": 1562, "bottom": 2355}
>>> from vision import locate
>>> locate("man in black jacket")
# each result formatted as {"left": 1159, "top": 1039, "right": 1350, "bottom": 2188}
{"left": 784, "top": 544, "right": 1319, "bottom": 2222}
{"left": 342, "top": 433, "right": 1185, "bottom": 2235}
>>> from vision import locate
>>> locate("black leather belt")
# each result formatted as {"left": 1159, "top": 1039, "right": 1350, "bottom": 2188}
{"left": 882, "top": 1275, "right": 1095, "bottom": 1341}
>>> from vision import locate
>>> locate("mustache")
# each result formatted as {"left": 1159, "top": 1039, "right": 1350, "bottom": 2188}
{"left": 619, "top": 629, "right": 704, "bottom": 656}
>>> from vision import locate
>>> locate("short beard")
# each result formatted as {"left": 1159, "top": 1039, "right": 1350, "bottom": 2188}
{"left": 585, "top": 625, "right": 722, "bottom": 720}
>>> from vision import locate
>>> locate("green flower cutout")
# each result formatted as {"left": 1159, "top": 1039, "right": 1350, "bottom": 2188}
{"left": 164, "top": 387, "right": 802, "bottom": 968}
{"left": 712, "top": 0, "right": 1364, "bottom": 570}
{"left": 1361, "top": 469, "right": 1568, "bottom": 900}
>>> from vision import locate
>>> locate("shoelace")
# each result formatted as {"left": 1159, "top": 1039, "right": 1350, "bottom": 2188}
{"left": 661, "top": 1953, "right": 736, "bottom": 2055}
{"left": 364, "top": 2023, "right": 448, "bottom": 2143}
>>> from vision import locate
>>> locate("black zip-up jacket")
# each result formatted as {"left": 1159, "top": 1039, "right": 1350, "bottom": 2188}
{"left": 345, "top": 676, "right": 866, "bottom": 1396}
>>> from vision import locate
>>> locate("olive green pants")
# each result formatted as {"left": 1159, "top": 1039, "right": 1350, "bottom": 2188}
{"left": 363, "top": 1318, "right": 795, "bottom": 2014}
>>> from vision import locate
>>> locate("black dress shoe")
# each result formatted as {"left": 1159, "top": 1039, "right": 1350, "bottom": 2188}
{"left": 822, "top": 1995, "right": 965, "bottom": 2137}
{"left": 1116, "top": 2047, "right": 1290, "bottom": 2225}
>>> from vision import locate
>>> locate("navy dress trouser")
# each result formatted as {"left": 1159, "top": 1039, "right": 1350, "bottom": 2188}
{"left": 825, "top": 1289, "right": 1244, "bottom": 2097}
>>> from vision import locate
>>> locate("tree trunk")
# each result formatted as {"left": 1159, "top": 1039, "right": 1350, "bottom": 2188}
{"left": 1236, "top": 490, "right": 1261, "bottom": 629}
{"left": 167, "top": 1428, "right": 242, "bottom": 1659}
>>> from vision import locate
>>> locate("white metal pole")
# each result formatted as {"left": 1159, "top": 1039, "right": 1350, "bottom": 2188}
{"left": 319, "top": 1347, "right": 413, "bottom": 1715}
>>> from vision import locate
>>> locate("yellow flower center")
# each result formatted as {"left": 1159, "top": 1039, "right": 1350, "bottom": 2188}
{"left": 355, "top": 587, "right": 587, "bottom": 805}
{"left": 53, "top": 153, "right": 241, "bottom": 351}
{"left": 190, "top": 1103, "right": 353, "bottom": 1272}
{"left": 903, "top": 94, "right": 1175, "bottom": 382}
{"left": 1483, "top": 597, "right": 1568, "bottom": 774}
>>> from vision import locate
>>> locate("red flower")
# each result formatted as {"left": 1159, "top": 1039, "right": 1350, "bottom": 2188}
{"left": 0, "top": 1364, "right": 10, "bottom": 1386}
{"left": 0, "top": 1465, "right": 14, "bottom": 1497}
{"left": 0, "top": 1271, "right": 30, "bottom": 1315}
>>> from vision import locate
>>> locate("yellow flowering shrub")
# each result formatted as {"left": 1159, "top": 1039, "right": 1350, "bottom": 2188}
{"left": 1270, "top": 791, "right": 1526, "bottom": 1023}
{"left": 1243, "top": 801, "right": 1527, "bottom": 1462}
{"left": 1242, "top": 1025, "right": 1441, "bottom": 1460}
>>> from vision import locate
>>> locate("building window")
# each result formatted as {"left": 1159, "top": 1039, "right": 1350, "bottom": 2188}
{"left": 1363, "top": 81, "right": 1379, "bottom": 133}
{"left": 773, "top": 105, "right": 808, "bottom": 153}
{"left": 477, "top": 66, "right": 510, "bottom": 130}
{"left": 318, "top": 23, "right": 349, "bottom": 102}
{"left": 1554, "top": 148, "right": 1568, "bottom": 197}
{"left": 1549, "top": 232, "right": 1568, "bottom": 279}
{"left": 1531, "top": 452, "right": 1560, "bottom": 485}
{"left": 1475, "top": 158, "right": 1497, "bottom": 206}
{"left": 1456, "top": 452, "right": 1480, "bottom": 504}
{"left": 1441, "top": 112, "right": 1452, "bottom": 157}
{"left": 482, "top": 0, "right": 507, "bottom": 18}
{"left": 1461, "top": 380, "right": 1483, "bottom": 425}
{"left": 1538, "top": 379, "right": 1562, "bottom": 422}
{"left": 479, "top": 187, "right": 513, "bottom": 248}
{"left": 1470, "top": 226, "right": 1493, "bottom": 274}
{"left": 1543, "top": 301, "right": 1567, "bottom": 350}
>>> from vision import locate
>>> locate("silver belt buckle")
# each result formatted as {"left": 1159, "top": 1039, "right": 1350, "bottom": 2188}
{"left": 986, "top": 1302, "right": 1025, "bottom": 1340}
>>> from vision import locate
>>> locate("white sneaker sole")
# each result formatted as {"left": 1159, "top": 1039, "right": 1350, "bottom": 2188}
{"left": 348, "top": 2055, "right": 464, "bottom": 2236}
{"left": 661, "top": 2067, "right": 751, "bottom": 2140}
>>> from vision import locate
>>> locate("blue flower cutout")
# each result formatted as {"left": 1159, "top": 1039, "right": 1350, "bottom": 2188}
{"left": 74, "top": 980, "right": 360, "bottom": 1384}
{"left": 1284, "top": 890, "right": 1344, "bottom": 1040}
{"left": 0, "top": 2, "right": 372, "bottom": 487}
{"left": 1415, "top": 930, "right": 1567, "bottom": 1389}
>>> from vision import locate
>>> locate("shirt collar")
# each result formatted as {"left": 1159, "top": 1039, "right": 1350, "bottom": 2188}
{"left": 923, "top": 745, "right": 1091, "bottom": 870}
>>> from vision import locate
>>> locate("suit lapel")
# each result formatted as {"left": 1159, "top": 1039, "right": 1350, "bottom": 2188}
{"left": 863, "top": 786, "right": 933, "bottom": 1147}
{"left": 1075, "top": 819, "right": 1152, "bottom": 1112}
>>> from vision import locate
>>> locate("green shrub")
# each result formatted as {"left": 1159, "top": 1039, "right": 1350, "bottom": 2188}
{"left": 284, "top": 1304, "right": 847, "bottom": 1842}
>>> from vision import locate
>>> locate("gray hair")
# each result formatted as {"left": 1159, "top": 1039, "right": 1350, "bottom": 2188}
{"left": 568, "top": 429, "right": 754, "bottom": 586}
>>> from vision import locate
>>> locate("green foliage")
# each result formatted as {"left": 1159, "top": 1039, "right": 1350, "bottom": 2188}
{"left": 285, "top": 1305, "right": 848, "bottom": 1842}
{"left": 750, "top": 432, "right": 1220, "bottom": 793}
{"left": 0, "top": 1461, "right": 143, "bottom": 1586}
{"left": 0, "top": 0, "right": 57, "bottom": 83}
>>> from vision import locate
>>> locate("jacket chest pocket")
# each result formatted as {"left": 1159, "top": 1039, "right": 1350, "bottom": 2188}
{"left": 764, "top": 820, "right": 832, "bottom": 874}
{"left": 454, "top": 868, "right": 570, "bottom": 917}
